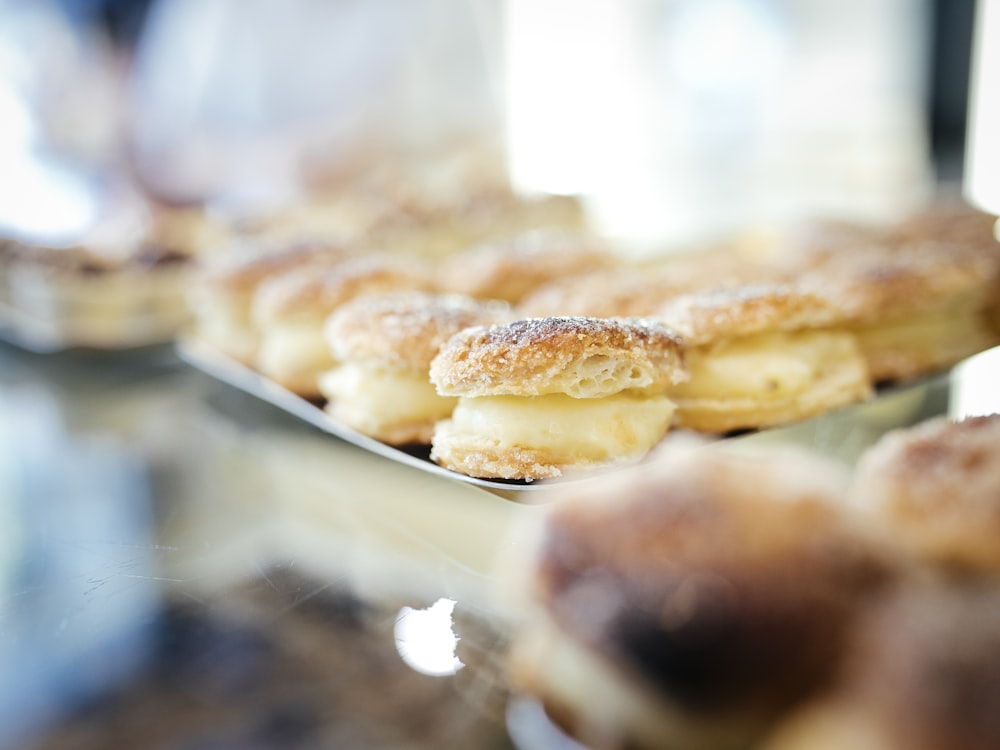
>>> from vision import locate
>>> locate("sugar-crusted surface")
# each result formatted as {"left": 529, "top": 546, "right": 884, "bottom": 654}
{"left": 325, "top": 291, "right": 513, "bottom": 372}
{"left": 852, "top": 413, "right": 1000, "bottom": 573}
{"left": 429, "top": 316, "right": 687, "bottom": 398}
{"left": 655, "top": 284, "right": 848, "bottom": 346}
{"left": 251, "top": 255, "right": 434, "bottom": 323}
{"left": 798, "top": 241, "right": 996, "bottom": 323}
{"left": 441, "top": 229, "right": 617, "bottom": 303}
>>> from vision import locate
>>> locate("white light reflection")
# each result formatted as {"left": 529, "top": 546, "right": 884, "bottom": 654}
{"left": 966, "top": 0, "right": 1000, "bottom": 215}
{"left": 950, "top": 345, "right": 1000, "bottom": 420}
{"left": 393, "top": 598, "right": 464, "bottom": 677}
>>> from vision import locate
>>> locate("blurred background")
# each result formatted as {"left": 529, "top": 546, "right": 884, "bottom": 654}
{"left": 0, "top": 0, "right": 980, "bottom": 251}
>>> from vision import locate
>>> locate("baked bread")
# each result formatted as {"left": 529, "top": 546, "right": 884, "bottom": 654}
{"left": 428, "top": 316, "right": 687, "bottom": 480}
{"left": 187, "top": 241, "right": 353, "bottom": 364}
{"left": 504, "top": 445, "right": 899, "bottom": 750}
{"left": 655, "top": 284, "right": 872, "bottom": 433}
{"left": 850, "top": 413, "right": 1000, "bottom": 574}
{"left": 320, "top": 292, "right": 512, "bottom": 444}
{"left": 250, "top": 255, "right": 434, "bottom": 397}
{"left": 439, "top": 229, "right": 617, "bottom": 303}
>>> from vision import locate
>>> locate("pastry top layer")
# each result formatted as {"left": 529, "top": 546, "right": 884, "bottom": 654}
{"left": 441, "top": 229, "right": 617, "bottom": 303}
{"left": 799, "top": 242, "right": 995, "bottom": 322}
{"left": 325, "top": 291, "right": 513, "bottom": 372}
{"left": 197, "top": 242, "right": 354, "bottom": 295}
{"left": 430, "top": 316, "right": 687, "bottom": 398}
{"left": 654, "top": 284, "right": 847, "bottom": 347}
{"left": 852, "top": 414, "right": 1000, "bottom": 529}
{"left": 251, "top": 255, "right": 434, "bottom": 324}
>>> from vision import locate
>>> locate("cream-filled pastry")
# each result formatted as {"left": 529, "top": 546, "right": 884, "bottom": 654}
{"left": 428, "top": 316, "right": 686, "bottom": 480}
{"left": 656, "top": 284, "right": 872, "bottom": 433}
{"left": 250, "top": 256, "right": 434, "bottom": 398}
{"left": 850, "top": 413, "right": 1000, "bottom": 575}
{"left": 796, "top": 239, "right": 999, "bottom": 383}
{"left": 503, "top": 445, "right": 900, "bottom": 750}
{"left": 187, "top": 241, "right": 354, "bottom": 364}
{"left": 439, "top": 228, "right": 617, "bottom": 303}
{"left": 320, "top": 292, "right": 512, "bottom": 444}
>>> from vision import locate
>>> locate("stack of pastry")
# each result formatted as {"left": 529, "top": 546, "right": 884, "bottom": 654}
{"left": 186, "top": 241, "right": 355, "bottom": 365}
{"left": 654, "top": 283, "right": 873, "bottom": 433}
{"left": 428, "top": 316, "right": 687, "bottom": 481}
{"left": 321, "top": 291, "right": 513, "bottom": 444}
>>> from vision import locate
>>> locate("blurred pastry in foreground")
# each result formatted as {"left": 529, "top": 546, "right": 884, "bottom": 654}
{"left": 439, "top": 229, "right": 617, "bottom": 304}
{"left": 655, "top": 284, "right": 872, "bottom": 433}
{"left": 187, "top": 241, "right": 354, "bottom": 364}
{"left": 761, "top": 582, "right": 1000, "bottom": 750}
{"left": 850, "top": 413, "right": 1000, "bottom": 575}
{"left": 503, "top": 445, "right": 899, "bottom": 750}
{"left": 428, "top": 316, "right": 686, "bottom": 480}
{"left": 250, "top": 255, "right": 435, "bottom": 398}
{"left": 320, "top": 292, "right": 512, "bottom": 444}
{"left": 797, "top": 240, "right": 999, "bottom": 383}
{"left": 516, "top": 242, "right": 778, "bottom": 319}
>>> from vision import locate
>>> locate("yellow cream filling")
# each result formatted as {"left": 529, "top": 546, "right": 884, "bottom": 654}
{"left": 319, "top": 362, "right": 455, "bottom": 424}
{"left": 671, "top": 330, "right": 860, "bottom": 401}
{"left": 447, "top": 392, "right": 674, "bottom": 461}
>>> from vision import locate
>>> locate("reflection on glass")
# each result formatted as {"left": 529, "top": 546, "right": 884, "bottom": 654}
{"left": 394, "top": 597, "right": 464, "bottom": 677}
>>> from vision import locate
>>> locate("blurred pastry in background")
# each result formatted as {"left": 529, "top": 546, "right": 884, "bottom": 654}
{"left": 439, "top": 228, "right": 617, "bottom": 304}
{"left": 320, "top": 291, "right": 512, "bottom": 444}
{"left": 428, "top": 316, "right": 686, "bottom": 480}
{"left": 655, "top": 284, "right": 872, "bottom": 433}
{"left": 0, "top": 193, "right": 236, "bottom": 350}
{"left": 186, "top": 241, "right": 355, "bottom": 365}
{"left": 797, "top": 240, "right": 999, "bottom": 383}
{"left": 761, "top": 582, "right": 1000, "bottom": 750}
{"left": 233, "top": 158, "right": 589, "bottom": 262}
{"left": 517, "top": 243, "right": 778, "bottom": 318}
{"left": 250, "top": 255, "right": 435, "bottom": 398}
{"left": 503, "top": 444, "right": 899, "bottom": 750}
{"left": 886, "top": 195, "right": 1000, "bottom": 335}
{"left": 850, "top": 413, "right": 1000, "bottom": 576}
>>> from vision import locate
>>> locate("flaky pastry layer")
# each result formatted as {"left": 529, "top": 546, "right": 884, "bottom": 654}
{"left": 430, "top": 392, "right": 675, "bottom": 480}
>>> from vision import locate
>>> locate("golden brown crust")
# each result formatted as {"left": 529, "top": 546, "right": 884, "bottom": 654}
{"left": 430, "top": 316, "right": 687, "bottom": 398}
{"left": 195, "top": 241, "right": 355, "bottom": 296}
{"left": 251, "top": 255, "right": 435, "bottom": 324}
{"left": 799, "top": 241, "right": 995, "bottom": 323}
{"left": 518, "top": 267, "right": 708, "bottom": 319}
{"left": 654, "top": 284, "right": 848, "bottom": 346}
{"left": 440, "top": 229, "right": 617, "bottom": 302}
{"left": 851, "top": 413, "right": 1000, "bottom": 573}
{"left": 324, "top": 292, "right": 513, "bottom": 372}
